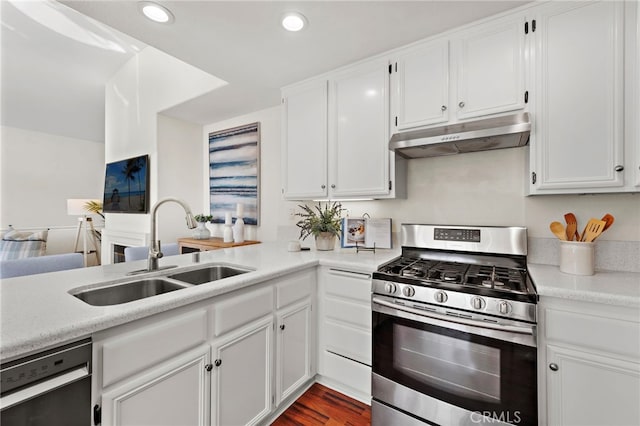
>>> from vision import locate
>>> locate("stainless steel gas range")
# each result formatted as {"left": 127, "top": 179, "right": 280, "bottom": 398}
{"left": 371, "top": 224, "right": 538, "bottom": 426}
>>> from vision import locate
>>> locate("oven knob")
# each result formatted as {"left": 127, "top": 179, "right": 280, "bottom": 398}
{"left": 434, "top": 291, "right": 448, "bottom": 303}
{"left": 498, "top": 300, "right": 512, "bottom": 315}
{"left": 384, "top": 282, "right": 397, "bottom": 294}
{"left": 402, "top": 286, "right": 415, "bottom": 297}
{"left": 471, "top": 296, "right": 486, "bottom": 310}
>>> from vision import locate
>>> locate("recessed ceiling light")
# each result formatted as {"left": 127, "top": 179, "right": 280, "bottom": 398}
{"left": 281, "top": 12, "right": 307, "bottom": 32}
{"left": 138, "top": 1, "right": 174, "bottom": 24}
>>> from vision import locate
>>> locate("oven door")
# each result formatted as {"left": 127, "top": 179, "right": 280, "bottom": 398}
{"left": 372, "top": 295, "right": 537, "bottom": 426}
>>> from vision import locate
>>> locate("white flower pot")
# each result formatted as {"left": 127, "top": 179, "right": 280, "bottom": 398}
{"left": 315, "top": 232, "right": 336, "bottom": 251}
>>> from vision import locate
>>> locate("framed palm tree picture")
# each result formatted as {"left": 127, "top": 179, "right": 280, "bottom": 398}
{"left": 102, "top": 154, "right": 149, "bottom": 213}
{"left": 208, "top": 122, "right": 260, "bottom": 225}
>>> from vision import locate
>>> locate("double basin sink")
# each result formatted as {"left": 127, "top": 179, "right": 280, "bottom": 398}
{"left": 71, "top": 264, "right": 253, "bottom": 307}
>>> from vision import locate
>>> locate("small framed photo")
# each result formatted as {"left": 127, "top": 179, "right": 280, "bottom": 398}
{"left": 341, "top": 218, "right": 366, "bottom": 248}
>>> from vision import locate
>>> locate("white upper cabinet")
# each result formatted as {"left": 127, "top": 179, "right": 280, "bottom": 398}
{"left": 391, "top": 39, "right": 450, "bottom": 130}
{"left": 454, "top": 15, "right": 526, "bottom": 119}
{"left": 390, "top": 13, "right": 526, "bottom": 133}
{"left": 329, "top": 58, "right": 391, "bottom": 198}
{"left": 282, "top": 80, "right": 328, "bottom": 199}
{"left": 528, "top": 0, "right": 638, "bottom": 194}
{"left": 282, "top": 58, "right": 402, "bottom": 200}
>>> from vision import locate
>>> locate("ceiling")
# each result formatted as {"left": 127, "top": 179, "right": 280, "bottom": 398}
{"left": 2, "top": 0, "right": 532, "bottom": 143}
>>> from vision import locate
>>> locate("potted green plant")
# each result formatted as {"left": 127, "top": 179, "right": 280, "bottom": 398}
{"left": 193, "top": 214, "right": 213, "bottom": 240}
{"left": 295, "top": 201, "right": 344, "bottom": 251}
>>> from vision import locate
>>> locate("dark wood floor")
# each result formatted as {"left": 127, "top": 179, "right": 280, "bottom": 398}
{"left": 271, "top": 383, "right": 371, "bottom": 426}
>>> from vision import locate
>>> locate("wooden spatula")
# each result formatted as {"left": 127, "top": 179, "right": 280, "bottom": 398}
{"left": 550, "top": 221, "right": 567, "bottom": 240}
{"left": 564, "top": 213, "right": 579, "bottom": 241}
{"left": 580, "top": 218, "right": 606, "bottom": 242}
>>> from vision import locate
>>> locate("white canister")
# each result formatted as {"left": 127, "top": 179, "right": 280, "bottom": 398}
{"left": 559, "top": 241, "right": 595, "bottom": 276}
{"left": 287, "top": 241, "right": 301, "bottom": 252}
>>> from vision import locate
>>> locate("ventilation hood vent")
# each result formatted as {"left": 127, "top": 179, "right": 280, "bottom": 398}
{"left": 389, "top": 112, "right": 531, "bottom": 159}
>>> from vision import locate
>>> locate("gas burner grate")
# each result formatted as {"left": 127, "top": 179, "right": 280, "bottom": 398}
{"left": 464, "top": 265, "right": 526, "bottom": 292}
{"left": 425, "top": 262, "right": 469, "bottom": 284}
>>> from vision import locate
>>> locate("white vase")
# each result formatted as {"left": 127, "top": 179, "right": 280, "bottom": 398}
{"left": 193, "top": 222, "right": 210, "bottom": 240}
{"left": 315, "top": 232, "right": 336, "bottom": 251}
{"left": 233, "top": 218, "right": 245, "bottom": 243}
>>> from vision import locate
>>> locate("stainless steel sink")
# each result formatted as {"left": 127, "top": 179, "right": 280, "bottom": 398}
{"left": 72, "top": 278, "right": 188, "bottom": 306}
{"left": 168, "top": 265, "right": 252, "bottom": 285}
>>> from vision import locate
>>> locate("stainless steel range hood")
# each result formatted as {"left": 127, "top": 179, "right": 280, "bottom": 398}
{"left": 389, "top": 112, "right": 531, "bottom": 159}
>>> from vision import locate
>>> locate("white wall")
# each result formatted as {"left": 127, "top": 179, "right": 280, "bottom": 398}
{"left": 157, "top": 114, "right": 205, "bottom": 243}
{"left": 204, "top": 106, "right": 640, "bottom": 244}
{"left": 103, "top": 46, "right": 226, "bottom": 261}
{"left": 0, "top": 125, "right": 105, "bottom": 255}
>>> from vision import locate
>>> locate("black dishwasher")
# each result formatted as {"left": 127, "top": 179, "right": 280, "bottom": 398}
{"left": 1, "top": 338, "right": 92, "bottom": 426}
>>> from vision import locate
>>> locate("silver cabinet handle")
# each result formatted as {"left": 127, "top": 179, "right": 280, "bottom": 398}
{"left": 458, "top": 101, "right": 465, "bottom": 108}
{"left": 549, "top": 363, "right": 559, "bottom": 371}
{"left": 331, "top": 184, "right": 336, "bottom": 189}
{"left": 321, "top": 184, "right": 326, "bottom": 189}
{"left": 280, "top": 324, "right": 285, "bottom": 330}
{"left": 614, "top": 165, "right": 624, "bottom": 172}
{"left": 205, "top": 364, "right": 213, "bottom": 372}
{"left": 441, "top": 105, "right": 447, "bottom": 111}
{"left": 214, "top": 359, "right": 222, "bottom": 367}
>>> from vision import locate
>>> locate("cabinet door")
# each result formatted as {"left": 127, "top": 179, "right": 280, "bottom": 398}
{"left": 329, "top": 59, "right": 390, "bottom": 197}
{"left": 101, "top": 346, "right": 210, "bottom": 426}
{"left": 546, "top": 345, "right": 640, "bottom": 426}
{"left": 282, "top": 80, "right": 328, "bottom": 199}
{"left": 391, "top": 39, "right": 449, "bottom": 131}
{"left": 276, "top": 301, "right": 312, "bottom": 405}
{"left": 210, "top": 317, "right": 273, "bottom": 426}
{"left": 454, "top": 15, "right": 526, "bottom": 120}
{"left": 532, "top": 1, "right": 624, "bottom": 191}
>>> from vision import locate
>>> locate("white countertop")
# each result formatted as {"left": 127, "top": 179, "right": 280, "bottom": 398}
{"left": 529, "top": 263, "right": 640, "bottom": 308}
{"left": 0, "top": 242, "right": 399, "bottom": 361}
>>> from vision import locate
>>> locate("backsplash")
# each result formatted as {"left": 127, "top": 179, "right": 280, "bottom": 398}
{"left": 528, "top": 238, "right": 640, "bottom": 273}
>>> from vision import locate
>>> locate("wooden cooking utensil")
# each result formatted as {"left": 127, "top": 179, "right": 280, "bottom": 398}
{"left": 564, "top": 213, "right": 579, "bottom": 241}
{"left": 601, "top": 213, "right": 615, "bottom": 232}
{"left": 580, "top": 218, "right": 607, "bottom": 242}
{"left": 550, "top": 221, "right": 567, "bottom": 240}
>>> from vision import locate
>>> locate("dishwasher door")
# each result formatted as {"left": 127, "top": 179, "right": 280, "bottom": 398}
{"left": 1, "top": 338, "right": 92, "bottom": 426}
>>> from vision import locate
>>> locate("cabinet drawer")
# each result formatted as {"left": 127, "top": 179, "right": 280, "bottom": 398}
{"left": 324, "top": 297, "right": 370, "bottom": 329}
{"left": 212, "top": 286, "right": 273, "bottom": 337}
{"left": 102, "top": 310, "right": 207, "bottom": 387}
{"left": 322, "top": 350, "right": 371, "bottom": 396}
{"left": 276, "top": 270, "right": 313, "bottom": 309}
{"left": 325, "top": 269, "right": 371, "bottom": 302}
{"left": 545, "top": 308, "right": 640, "bottom": 358}
{"left": 324, "top": 321, "right": 371, "bottom": 365}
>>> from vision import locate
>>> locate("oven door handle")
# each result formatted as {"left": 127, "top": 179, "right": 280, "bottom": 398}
{"left": 372, "top": 296, "right": 535, "bottom": 336}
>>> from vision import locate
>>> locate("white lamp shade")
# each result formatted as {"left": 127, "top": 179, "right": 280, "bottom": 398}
{"left": 67, "top": 199, "right": 97, "bottom": 216}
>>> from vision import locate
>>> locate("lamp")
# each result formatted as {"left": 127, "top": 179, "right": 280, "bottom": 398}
{"left": 67, "top": 199, "right": 101, "bottom": 267}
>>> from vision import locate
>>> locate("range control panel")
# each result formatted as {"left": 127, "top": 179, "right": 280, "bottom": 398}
{"left": 434, "top": 228, "right": 481, "bottom": 243}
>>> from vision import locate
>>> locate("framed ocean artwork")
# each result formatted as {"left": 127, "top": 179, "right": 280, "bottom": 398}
{"left": 208, "top": 122, "right": 260, "bottom": 225}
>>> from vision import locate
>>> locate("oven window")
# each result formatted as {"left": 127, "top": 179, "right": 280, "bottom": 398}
{"left": 395, "top": 324, "right": 501, "bottom": 403}
{"left": 373, "top": 311, "right": 537, "bottom": 426}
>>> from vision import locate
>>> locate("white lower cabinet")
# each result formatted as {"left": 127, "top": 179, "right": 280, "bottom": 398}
{"left": 539, "top": 297, "right": 640, "bottom": 426}
{"left": 101, "top": 346, "right": 210, "bottom": 426}
{"left": 276, "top": 301, "right": 313, "bottom": 405}
{"left": 317, "top": 267, "right": 372, "bottom": 403}
{"left": 93, "top": 269, "right": 316, "bottom": 426}
{"left": 210, "top": 317, "right": 273, "bottom": 426}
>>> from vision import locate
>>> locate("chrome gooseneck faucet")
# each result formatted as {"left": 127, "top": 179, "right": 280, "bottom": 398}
{"left": 148, "top": 197, "right": 198, "bottom": 272}
{"left": 128, "top": 197, "right": 197, "bottom": 275}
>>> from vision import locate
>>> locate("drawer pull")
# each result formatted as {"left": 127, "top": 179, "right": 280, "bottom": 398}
{"left": 549, "top": 363, "right": 559, "bottom": 371}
